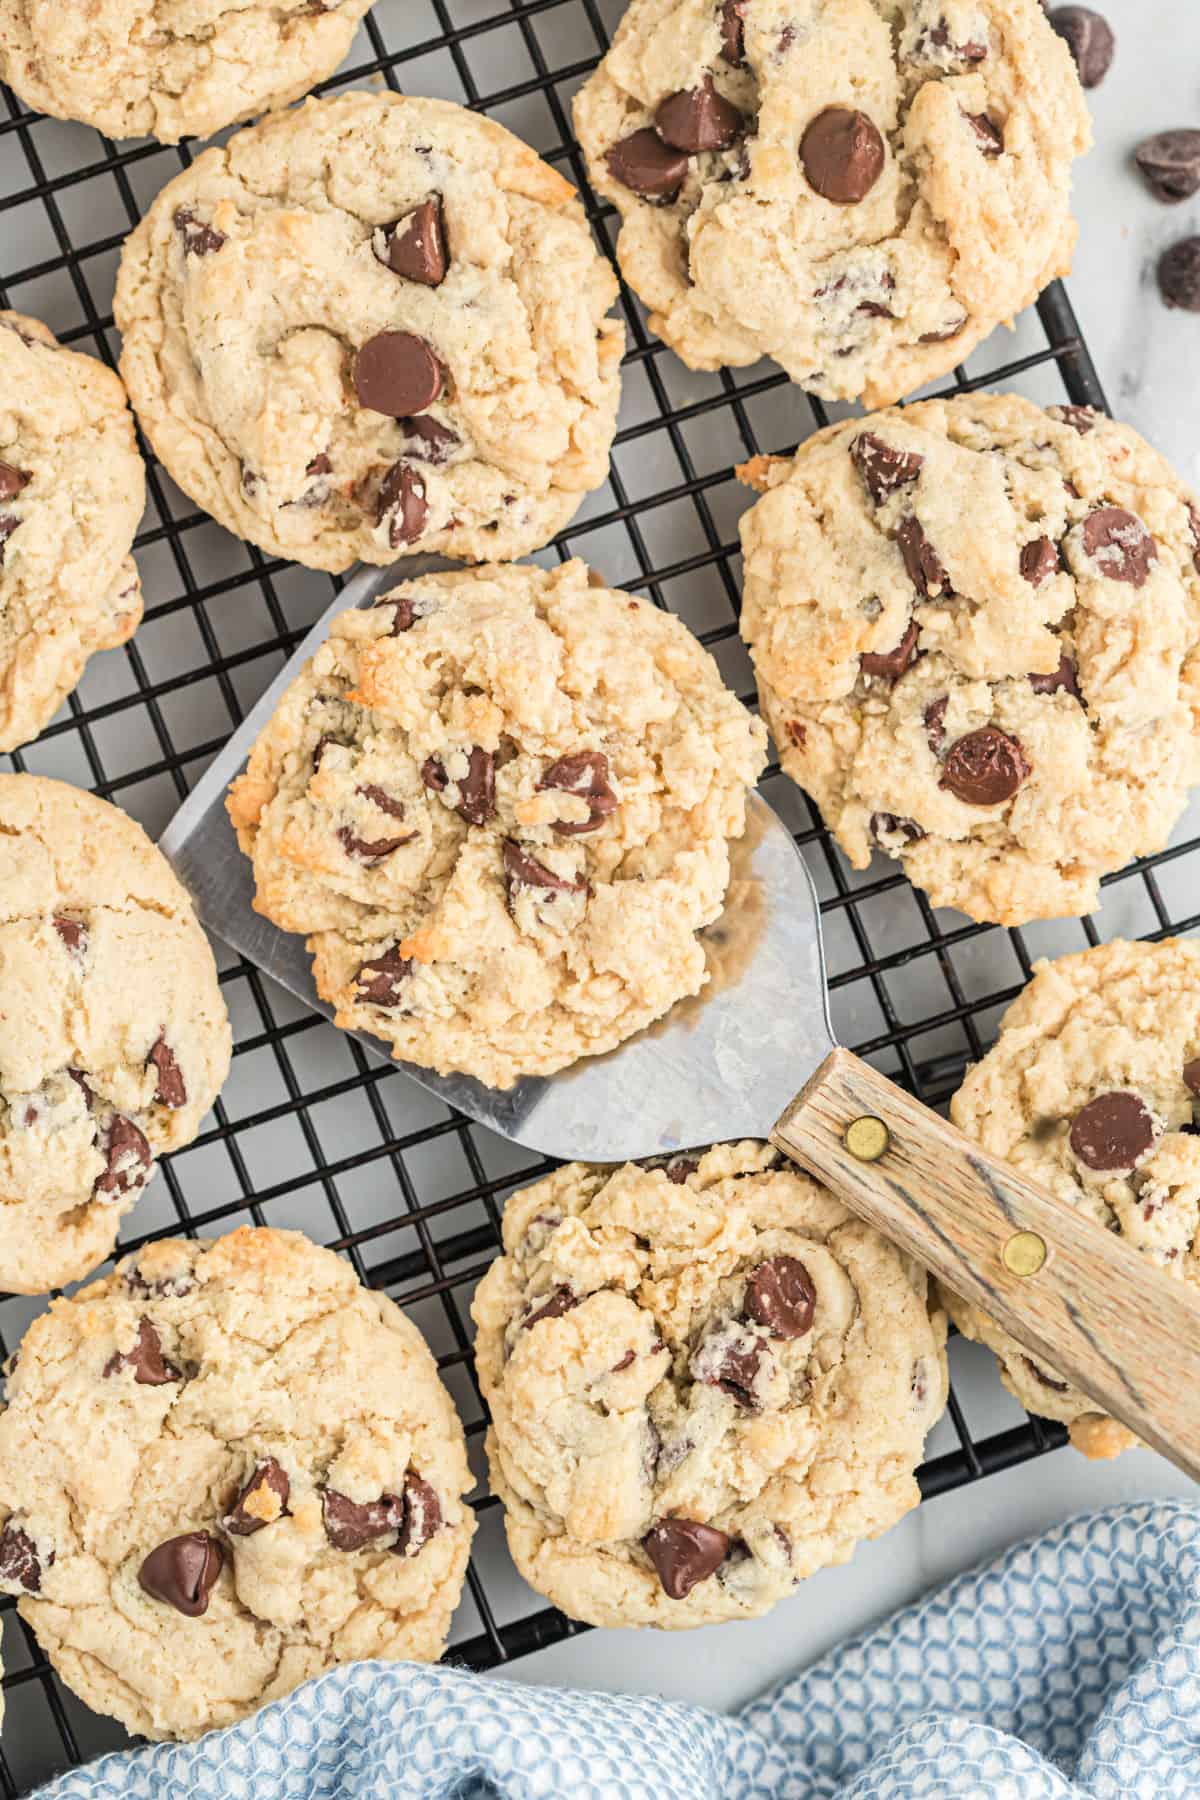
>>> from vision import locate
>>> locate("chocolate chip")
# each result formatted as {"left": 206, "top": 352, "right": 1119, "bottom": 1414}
{"left": 538, "top": 750, "right": 618, "bottom": 835}
{"left": 356, "top": 945, "right": 413, "bottom": 1006}
{"left": 967, "top": 113, "right": 1004, "bottom": 157}
{"left": 0, "top": 1523, "right": 43, "bottom": 1593}
{"left": 745, "top": 1255, "right": 816, "bottom": 1338}
{"left": 665, "top": 1155, "right": 699, "bottom": 1183}
{"left": 720, "top": 0, "right": 747, "bottom": 64}
{"left": 606, "top": 129, "right": 689, "bottom": 201}
{"left": 655, "top": 77, "right": 743, "bottom": 153}
{"left": 357, "top": 784, "right": 408, "bottom": 821}
{"left": 643, "top": 1519, "right": 731, "bottom": 1599}
{"left": 0, "top": 514, "right": 22, "bottom": 564}
{"left": 850, "top": 432, "right": 923, "bottom": 505}
{"left": 870, "top": 812, "right": 925, "bottom": 849}
{"left": 1135, "top": 130, "right": 1200, "bottom": 204}
{"left": 502, "top": 841, "right": 587, "bottom": 898}
{"left": 1185, "top": 1058, "right": 1200, "bottom": 1097}
{"left": 0, "top": 462, "right": 30, "bottom": 501}
{"left": 322, "top": 1488, "right": 405, "bottom": 1552}
{"left": 523, "top": 1286, "right": 579, "bottom": 1330}
{"left": 1158, "top": 237, "right": 1200, "bottom": 312}
{"left": 312, "top": 733, "right": 340, "bottom": 772}
{"left": 1069, "top": 1090, "right": 1156, "bottom": 1172}
{"left": 377, "top": 594, "right": 425, "bottom": 635}
{"left": 1080, "top": 507, "right": 1157, "bottom": 586}
{"left": 422, "top": 748, "right": 495, "bottom": 826}
{"left": 139, "top": 1532, "right": 224, "bottom": 1615}
{"left": 924, "top": 695, "right": 949, "bottom": 754}
{"left": 1053, "top": 404, "right": 1098, "bottom": 435}
{"left": 611, "top": 1349, "right": 636, "bottom": 1372}
{"left": 695, "top": 1333, "right": 767, "bottom": 1408}
{"left": 223, "top": 1459, "right": 290, "bottom": 1536}
{"left": 399, "top": 415, "right": 459, "bottom": 465}
{"left": 104, "top": 1316, "right": 181, "bottom": 1386}
{"left": 306, "top": 453, "right": 331, "bottom": 478}
{"left": 375, "top": 461, "right": 428, "bottom": 547}
{"left": 337, "top": 824, "right": 413, "bottom": 863}
{"left": 353, "top": 333, "right": 444, "bottom": 417}
{"left": 896, "top": 516, "right": 950, "bottom": 597}
{"left": 919, "top": 317, "right": 968, "bottom": 343}
{"left": 394, "top": 1471, "right": 442, "bottom": 1556}
{"left": 1029, "top": 654, "right": 1082, "bottom": 701}
{"left": 123, "top": 1264, "right": 194, "bottom": 1299}
{"left": 53, "top": 915, "right": 86, "bottom": 953}
{"left": 861, "top": 619, "right": 919, "bottom": 681}
{"left": 1023, "top": 1355, "right": 1070, "bottom": 1393}
{"left": 1048, "top": 7, "right": 1114, "bottom": 87}
{"left": 95, "top": 1115, "right": 152, "bottom": 1199}
{"left": 173, "top": 207, "right": 226, "bottom": 256}
{"left": 800, "top": 108, "right": 885, "bottom": 204}
{"left": 67, "top": 1066, "right": 93, "bottom": 1109}
{"left": 148, "top": 1036, "right": 187, "bottom": 1110}
{"left": 382, "top": 198, "right": 447, "bottom": 285}
{"left": 1187, "top": 502, "right": 1200, "bottom": 578}
{"left": 940, "top": 727, "right": 1029, "bottom": 805}
{"left": 915, "top": 19, "right": 988, "bottom": 62}
{"left": 1020, "top": 536, "right": 1061, "bottom": 586}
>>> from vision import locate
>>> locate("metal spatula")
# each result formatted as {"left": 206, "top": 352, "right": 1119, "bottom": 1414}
{"left": 161, "top": 560, "right": 1200, "bottom": 1481}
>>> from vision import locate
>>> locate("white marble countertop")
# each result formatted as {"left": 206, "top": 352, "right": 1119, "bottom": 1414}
{"left": 496, "top": 0, "right": 1200, "bottom": 1714}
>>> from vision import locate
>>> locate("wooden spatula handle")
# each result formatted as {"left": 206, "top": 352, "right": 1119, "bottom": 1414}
{"left": 773, "top": 1046, "right": 1200, "bottom": 1482}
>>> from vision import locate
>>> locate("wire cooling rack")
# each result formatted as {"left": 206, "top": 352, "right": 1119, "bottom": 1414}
{"left": 0, "top": 0, "right": 1196, "bottom": 1789}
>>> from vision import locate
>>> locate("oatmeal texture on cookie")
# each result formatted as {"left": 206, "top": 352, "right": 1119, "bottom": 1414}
{"left": 0, "top": 310, "right": 144, "bottom": 755}
{"left": 573, "top": 0, "right": 1089, "bottom": 405}
{"left": 227, "top": 561, "right": 767, "bottom": 1089}
{"left": 0, "top": 775, "right": 231, "bottom": 1294}
{"left": 114, "top": 92, "right": 624, "bottom": 572}
{"left": 739, "top": 393, "right": 1200, "bottom": 925}
{"left": 0, "top": 0, "right": 376, "bottom": 144}
{"left": 947, "top": 939, "right": 1200, "bottom": 1461}
{"left": 473, "top": 1142, "right": 948, "bottom": 1628}
{"left": 0, "top": 1227, "right": 475, "bottom": 1739}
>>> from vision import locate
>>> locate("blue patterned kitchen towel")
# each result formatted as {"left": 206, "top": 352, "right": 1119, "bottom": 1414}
{"left": 35, "top": 1500, "right": 1200, "bottom": 1798}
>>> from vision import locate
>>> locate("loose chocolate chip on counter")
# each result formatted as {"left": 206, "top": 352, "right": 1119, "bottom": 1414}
{"left": 1184, "top": 1058, "right": 1200, "bottom": 1096}
{"left": 1069, "top": 1090, "right": 1157, "bottom": 1172}
{"left": 355, "top": 946, "right": 413, "bottom": 1007}
{"left": 665, "top": 1155, "right": 699, "bottom": 1183}
{"left": 1158, "top": 237, "right": 1200, "bottom": 312}
{"left": 400, "top": 415, "right": 460, "bottom": 465}
{"left": 655, "top": 76, "right": 743, "bottom": 154}
{"left": 53, "top": 915, "right": 87, "bottom": 953}
{"left": 1135, "top": 130, "right": 1200, "bottom": 205}
{"left": 1080, "top": 507, "right": 1157, "bottom": 586}
{"left": 375, "top": 461, "right": 429, "bottom": 548}
{"left": 924, "top": 695, "right": 949, "bottom": 754}
{"left": 720, "top": 0, "right": 747, "bottom": 64}
{"left": 502, "top": 840, "right": 587, "bottom": 898}
{"left": 850, "top": 432, "right": 924, "bottom": 505}
{"left": 1052, "top": 404, "right": 1098, "bottom": 434}
{"left": 745, "top": 1255, "right": 816, "bottom": 1338}
{"left": 337, "top": 823, "right": 413, "bottom": 863}
{"left": 896, "top": 515, "right": 950, "bottom": 598}
{"left": 139, "top": 1531, "right": 224, "bottom": 1616}
{"left": 382, "top": 198, "right": 447, "bottom": 285}
{"left": 606, "top": 129, "right": 689, "bottom": 201}
{"left": 0, "top": 1523, "right": 44, "bottom": 1592}
{"left": 148, "top": 1036, "right": 187, "bottom": 1110}
{"left": 95, "top": 1115, "right": 152, "bottom": 1199}
{"left": 538, "top": 750, "right": 618, "bottom": 835}
{"left": 1020, "top": 536, "right": 1061, "bottom": 587}
{"left": 1048, "top": 7, "right": 1114, "bottom": 87}
{"left": 522, "top": 1286, "right": 580, "bottom": 1330}
{"left": 394, "top": 1471, "right": 442, "bottom": 1557}
{"left": 800, "top": 108, "right": 885, "bottom": 204}
{"left": 643, "top": 1519, "right": 732, "bottom": 1599}
{"left": 0, "top": 462, "right": 30, "bottom": 501}
{"left": 223, "top": 1459, "right": 291, "bottom": 1536}
{"left": 1029, "top": 653, "right": 1082, "bottom": 701}
{"left": 322, "top": 1488, "right": 405, "bottom": 1552}
{"left": 173, "top": 207, "right": 226, "bottom": 255}
{"left": 940, "top": 727, "right": 1029, "bottom": 805}
{"left": 354, "top": 333, "right": 444, "bottom": 417}
{"left": 860, "top": 619, "right": 919, "bottom": 681}
{"left": 870, "top": 812, "right": 926, "bottom": 849}
{"left": 103, "top": 1316, "right": 181, "bottom": 1386}
{"left": 966, "top": 113, "right": 1004, "bottom": 157}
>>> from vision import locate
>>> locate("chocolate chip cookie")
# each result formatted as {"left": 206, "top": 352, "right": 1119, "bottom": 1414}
{"left": 0, "top": 1226, "right": 475, "bottom": 1739}
{"left": 227, "top": 559, "right": 767, "bottom": 1089}
{"left": 574, "top": 0, "right": 1089, "bottom": 406}
{"left": 0, "top": 0, "right": 375, "bottom": 144}
{"left": 0, "top": 775, "right": 231, "bottom": 1293}
{"left": 472, "top": 1142, "right": 948, "bottom": 1628}
{"left": 0, "top": 311, "right": 144, "bottom": 755}
{"left": 114, "top": 92, "right": 623, "bottom": 572}
{"left": 946, "top": 939, "right": 1200, "bottom": 1459}
{"left": 739, "top": 393, "right": 1200, "bottom": 925}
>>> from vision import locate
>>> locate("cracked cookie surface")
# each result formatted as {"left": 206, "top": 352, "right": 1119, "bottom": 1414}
{"left": 0, "top": 1226, "right": 475, "bottom": 1739}
{"left": 114, "top": 92, "right": 623, "bottom": 572}
{"left": 947, "top": 939, "right": 1200, "bottom": 1460}
{"left": 472, "top": 1141, "right": 947, "bottom": 1628}
{"left": 227, "top": 560, "right": 767, "bottom": 1089}
{"left": 0, "top": 0, "right": 376, "bottom": 144}
{"left": 573, "top": 0, "right": 1089, "bottom": 405}
{"left": 739, "top": 393, "right": 1200, "bottom": 925}
{"left": 0, "top": 774, "right": 231, "bottom": 1293}
{"left": 0, "top": 310, "right": 144, "bottom": 755}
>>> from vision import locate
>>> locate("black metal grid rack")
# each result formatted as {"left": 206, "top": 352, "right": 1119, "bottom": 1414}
{"left": 0, "top": 1, "right": 1191, "bottom": 1790}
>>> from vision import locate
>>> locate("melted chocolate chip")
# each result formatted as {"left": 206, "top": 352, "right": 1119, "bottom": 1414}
{"left": 1135, "top": 130, "right": 1200, "bottom": 205}
{"left": 502, "top": 841, "right": 587, "bottom": 898}
{"left": 337, "top": 823, "right": 413, "bottom": 863}
{"left": 745, "top": 1255, "right": 816, "bottom": 1338}
{"left": 148, "top": 1036, "right": 187, "bottom": 1110}
{"left": 850, "top": 432, "right": 923, "bottom": 505}
{"left": 1158, "top": 237, "right": 1200, "bottom": 312}
{"left": 394, "top": 1471, "right": 442, "bottom": 1557}
{"left": 223, "top": 1459, "right": 290, "bottom": 1536}
{"left": 353, "top": 333, "right": 444, "bottom": 417}
{"left": 940, "top": 727, "right": 1029, "bottom": 805}
{"left": 173, "top": 207, "right": 226, "bottom": 256}
{"left": 800, "top": 108, "right": 885, "bottom": 204}
{"left": 606, "top": 129, "right": 689, "bottom": 201}
{"left": 870, "top": 812, "right": 926, "bottom": 849}
{"left": 95, "top": 1115, "right": 152, "bottom": 1200}
{"left": 1184, "top": 1057, "right": 1200, "bottom": 1097}
{"left": 665, "top": 1155, "right": 699, "bottom": 1184}
{"left": 103, "top": 1316, "right": 181, "bottom": 1386}
{"left": 720, "top": 0, "right": 747, "bottom": 64}
{"left": 399, "top": 415, "right": 460, "bottom": 465}
{"left": 139, "top": 1532, "right": 224, "bottom": 1616}
{"left": 643, "top": 1519, "right": 731, "bottom": 1599}
{"left": 967, "top": 113, "right": 1004, "bottom": 156}
{"left": 924, "top": 695, "right": 949, "bottom": 754}
{"left": 421, "top": 747, "right": 496, "bottom": 825}
{"left": 123, "top": 1263, "right": 194, "bottom": 1299}
{"left": 696, "top": 1333, "right": 767, "bottom": 1408}
{"left": 356, "top": 946, "right": 413, "bottom": 1007}
{"left": 655, "top": 76, "right": 743, "bottom": 153}
{"left": 354, "top": 785, "right": 405, "bottom": 823}
{"left": 896, "top": 516, "right": 950, "bottom": 597}
{"left": 538, "top": 750, "right": 618, "bottom": 835}
{"left": 67, "top": 1067, "right": 93, "bottom": 1109}
{"left": 1080, "top": 507, "right": 1157, "bottom": 586}
{"left": 1023, "top": 1355, "right": 1071, "bottom": 1393}
{"left": 383, "top": 198, "right": 447, "bottom": 285}
{"left": 1054, "top": 404, "right": 1098, "bottom": 435}
{"left": 1048, "top": 6, "right": 1115, "bottom": 88}
{"left": 375, "top": 461, "right": 428, "bottom": 547}
{"left": 53, "top": 915, "right": 86, "bottom": 953}
{"left": 0, "top": 514, "right": 22, "bottom": 564}
{"left": 1070, "top": 1090, "right": 1156, "bottom": 1172}
{"left": 1020, "top": 536, "right": 1061, "bottom": 587}
{"left": 523, "top": 1286, "right": 580, "bottom": 1330}
{"left": 322, "top": 1488, "right": 405, "bottom": 1552}
{"left": 0, "top": 1523, "right": 43, "bottom": 1592}
{"left": 919, "top": 317, "right": 967, "bottom": 343}
{"left": 861, "top": 619, "right": 919, "bottom": 681}
{"left": 0, "top": 462, "right": 30, "bottom": 501}
{"left": 1029, "top": 654, "right": 1082, "bottom": 701}
{"left": 915, "top": 19, "right": 988, "bottom": 62}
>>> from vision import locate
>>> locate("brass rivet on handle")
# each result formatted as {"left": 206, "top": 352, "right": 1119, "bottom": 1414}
{"left": 1002, "top": 1231, "right": 1047, "bottom": 1277}
{"left": 844, "top": 1116, "right": 890, "bottom": 1162}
